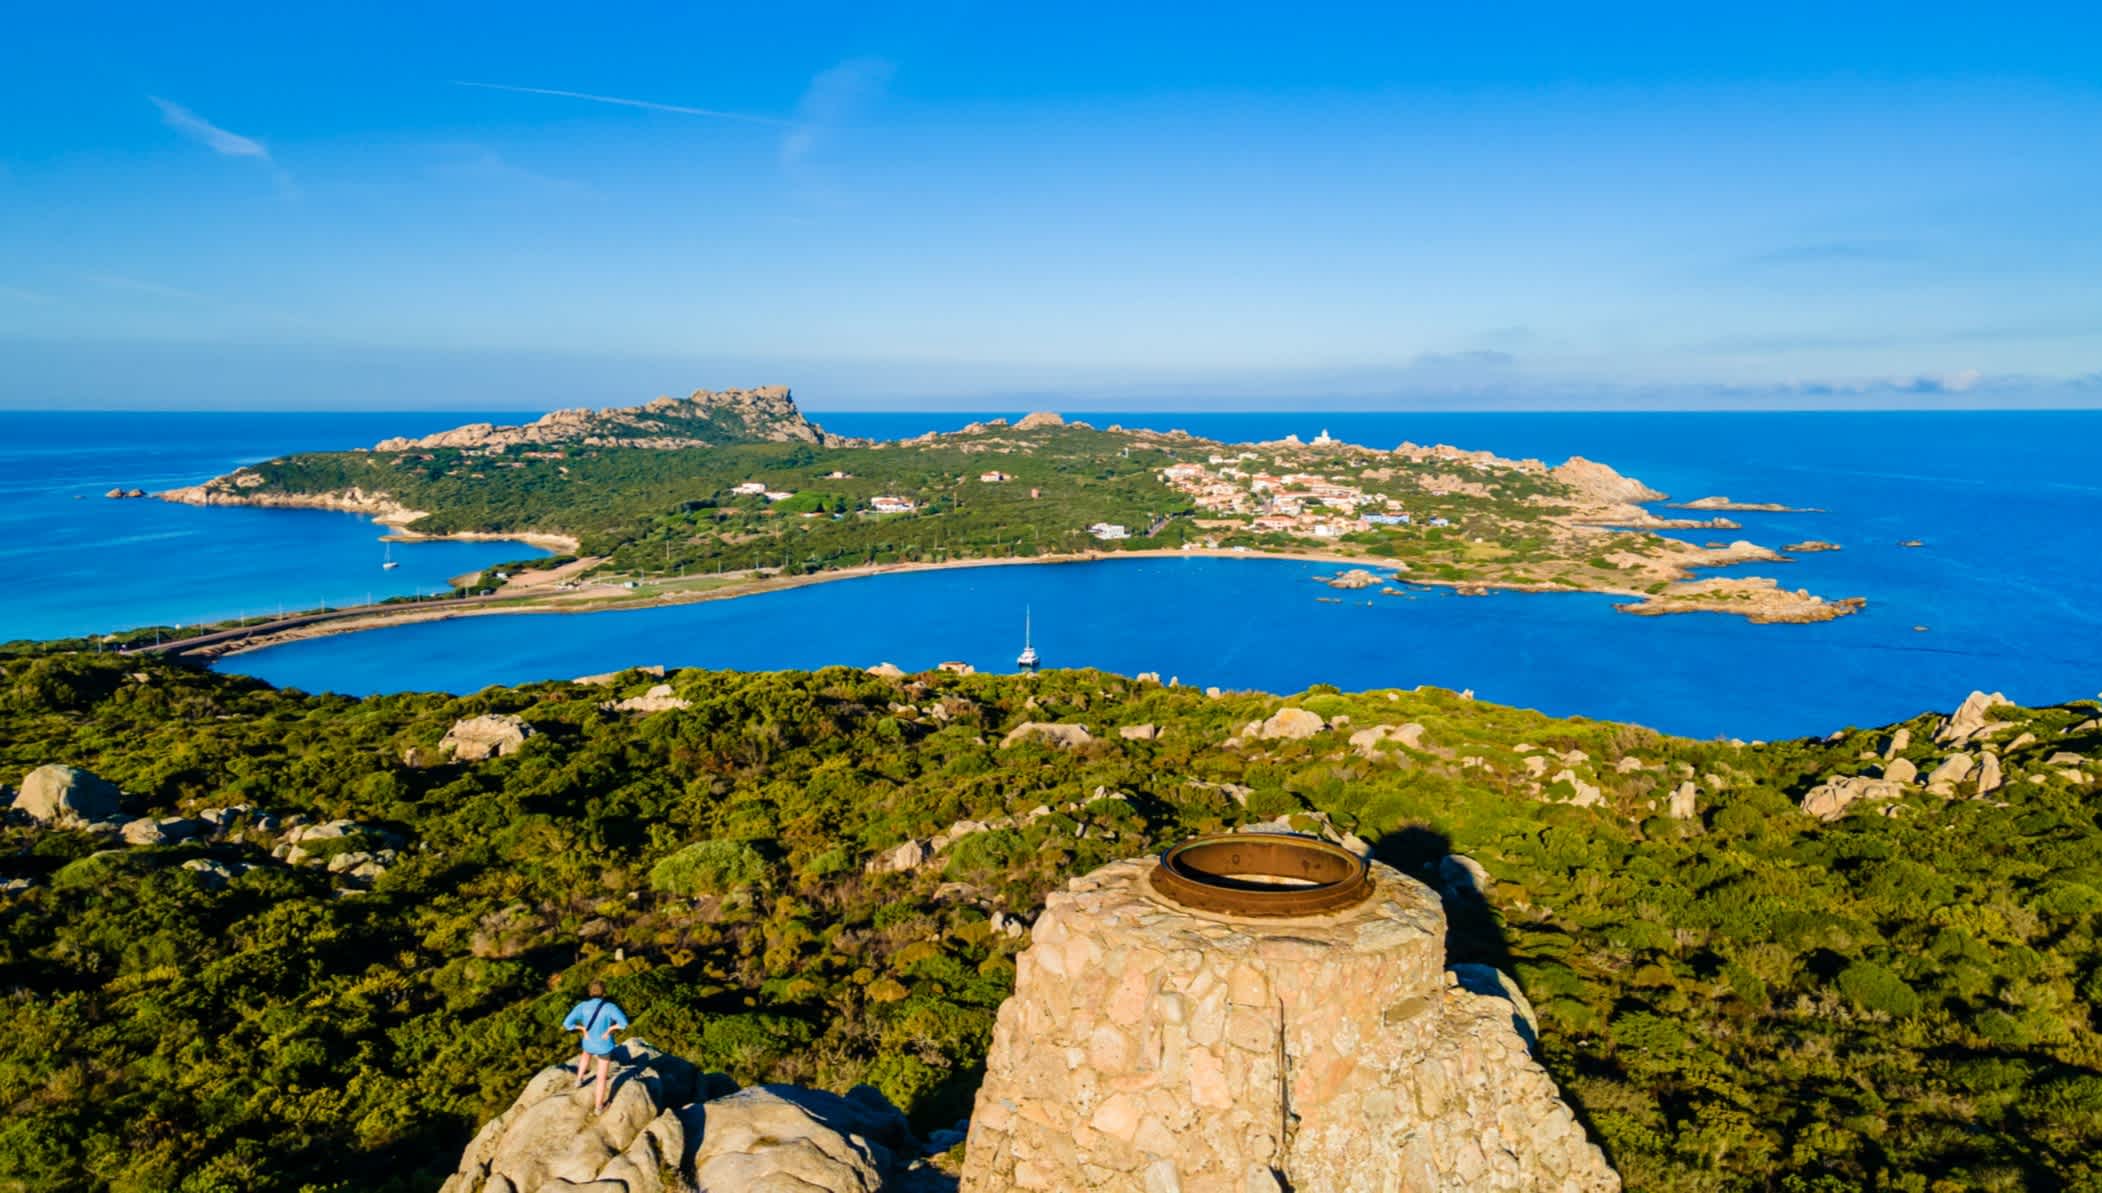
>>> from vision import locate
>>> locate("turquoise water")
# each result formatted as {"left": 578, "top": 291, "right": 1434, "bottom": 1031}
{"left": 8, "top": 410, "right": 2098, "bottom": 739}
{"left": 0, "top": 412, "right": 548, "bottom": 641}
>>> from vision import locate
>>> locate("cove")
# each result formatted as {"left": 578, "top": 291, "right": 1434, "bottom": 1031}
{"left": 220, "top": 555, "right": 2095, "bottom": 741}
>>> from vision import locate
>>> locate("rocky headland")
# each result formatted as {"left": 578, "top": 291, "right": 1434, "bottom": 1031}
{"left": 371, "top": 385, "right": 857, "bottom": 453}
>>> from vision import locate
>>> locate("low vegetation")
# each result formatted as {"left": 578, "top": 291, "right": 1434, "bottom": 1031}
{"left": 2, "top": 650, "right": 2097, "bottom": 1191}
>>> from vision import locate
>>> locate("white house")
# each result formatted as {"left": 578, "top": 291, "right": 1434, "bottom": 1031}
{"left": 731, "top": 481, "right": 768, "bottom": 495}
{"left": 869, "top": 496, "right": 917, "bottom": 514}
{"left": 1088, "top": 522, "right": 1130, "bottom": 540}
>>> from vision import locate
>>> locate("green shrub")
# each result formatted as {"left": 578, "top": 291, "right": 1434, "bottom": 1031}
{"left": 649, "top": 839, "right": 769, "bottom": 896}
{"left": 1837, "top": 961, "right": 1920, "bottom": 1017}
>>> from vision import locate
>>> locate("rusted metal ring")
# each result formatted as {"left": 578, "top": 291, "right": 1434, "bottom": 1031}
{"left": 1146, "top": 832, "right": 1372, "bottom": 917}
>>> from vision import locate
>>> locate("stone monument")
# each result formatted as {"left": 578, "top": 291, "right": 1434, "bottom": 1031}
{"left": 961, "top": 833, "right": 1620, "bottom": 1192}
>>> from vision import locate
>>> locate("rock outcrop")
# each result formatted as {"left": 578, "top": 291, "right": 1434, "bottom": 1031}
{"left": 690, "top": 1086, "right": 913, "bottom": 1193}
{"left": 439, "top": 1044, "right": 931, "bottom": 1193}
{"left": 1938, "top": 691, "right": 2012, "bottom": 745}
{"left": 1925, "top": 753, "right": 1975, "bottom": 795}
{"left": 1667, "top": 780, "right": 1699, "bottom": 820}
{"left": 441, "top": 1042, "right": 698, "bottom": 1193}
{"left": 1800, "top": 775, "right": 1907, "bottom": 820}
{"left": 1244, "top": 707, "right": 1327, "bottom": 741}
{"left": 374, "top": 387, "right": 850, "bottom": 453}
{"left": 961, "top": 849, "right": 1618, "bottom": 1191}
{"left": 610, "top": 684, "right": 691, "bottom": 714}
{"left": 12, "top": 765, "right": 121, "bottom": 825}
{"left": 1349, "top": 722, "right": 1426, "bottom": 759}
{"left": 442, "top": 715, "right": 536, "bottom": 761}
{"left": 1549, "top": 457, "right": 1665, "bottom": 505}
{"left": 1014, "top": 411, "right": 1066, "bottom": 430}
{"left": 999, "top": 722, "right": 1093, "bottom": 750}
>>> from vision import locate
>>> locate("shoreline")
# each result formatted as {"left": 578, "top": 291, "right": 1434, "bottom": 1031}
{"left": 162, "top": 547, "right": 1689, "bottom": 664}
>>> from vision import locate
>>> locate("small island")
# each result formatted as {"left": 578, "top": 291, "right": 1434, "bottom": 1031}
{"left": 152, "top": 387, "right": 1865, "bottom": 655}
{"left": 1667, "top": 495, "right": 1823, "bottom": 513}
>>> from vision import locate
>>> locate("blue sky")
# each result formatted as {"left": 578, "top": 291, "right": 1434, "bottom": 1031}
{"left": 3, "top": 2, "right": 2098, "bottom": 410}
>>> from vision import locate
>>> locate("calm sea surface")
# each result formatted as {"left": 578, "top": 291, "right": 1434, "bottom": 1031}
{"left": 0, "top": 412, "right": 547, "bottom": 642}
{"left": 7, "top": 411, "right": 2098, "bottom": 739}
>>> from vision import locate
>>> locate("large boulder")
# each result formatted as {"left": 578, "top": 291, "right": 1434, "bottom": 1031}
{"left": 1247, "top": 707, "right": 1326, "bottom": 740}
{"left": 1667, "top": 780, "right": 1699, "bottom": 820}
{"left": 442, "top": 715, "right": 535, "bottom": 761}
{"left": 611, "top": 684, "right": 691, "bottom": 714}
{"left": 1925, "top": 753, "right": 1975, "bottom": 795}
{"left": 13, "top": 765, "right": 121, "bottom": 825}
{"left": 1976, "top": 751, "right": 2004, "bottom": 796}
{"left": 439, "top": 1041, "right": 699, "bottom": 1193}
{"left": 1938, "top": 691, "right": 2011, "bottom": 745}
{"left": 865, "top": 838, "right": 929, "bottom": 875}
{"left": 1348, "top": 722, "right": 1425, "bottom": 759}
{"left": 1800, "top": 775, "right": 1906, "bottom": 820}
{"left": 688, "top": 1085, "right": 910, "bottom": 1193}
{"left": 999, "top": 722, "right": 1092, "bottom": 750}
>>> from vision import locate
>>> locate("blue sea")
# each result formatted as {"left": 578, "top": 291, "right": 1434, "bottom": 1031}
{"left": 0, "top": 412, "right": 548, "bottom": 642}
{"left": 5, "top": 410, "right": 2097, "bottom": 739}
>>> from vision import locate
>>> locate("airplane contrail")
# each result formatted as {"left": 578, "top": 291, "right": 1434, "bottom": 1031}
{"left": 451, "top": 80, "right": 790, "bottom": 126}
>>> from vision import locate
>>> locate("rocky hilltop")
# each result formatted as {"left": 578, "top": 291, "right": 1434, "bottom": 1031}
{"left": 374, "top": 386, "right": 852, "bottom": 452}
{"left": 433, "top": 841, "right": 1617, "bottom": 1193}
{"left": 439, "top": 1044, "right": 952, "bottom": 1193}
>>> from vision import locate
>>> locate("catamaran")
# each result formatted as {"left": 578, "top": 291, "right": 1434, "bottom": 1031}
{"left": 1016, "top": 606, "right": 1039, "bottom": 672}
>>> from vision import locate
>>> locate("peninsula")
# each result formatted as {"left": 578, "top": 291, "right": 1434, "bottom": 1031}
{"left": 154, "top": 387, "right": 1862, "bottom": 653}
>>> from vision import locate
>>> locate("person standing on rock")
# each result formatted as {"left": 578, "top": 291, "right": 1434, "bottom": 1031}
{"left": 563, "top": 980, "right": 630, "bottom": 1113}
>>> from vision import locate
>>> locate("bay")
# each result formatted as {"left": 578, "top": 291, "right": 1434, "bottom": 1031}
{"left": 7, "top": 408, "right": 2096, "bottom": 739}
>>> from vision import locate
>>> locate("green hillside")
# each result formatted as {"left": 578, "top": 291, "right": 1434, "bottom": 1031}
{"left": 1, "top": 652, "right": 2098, "bottom": 1191}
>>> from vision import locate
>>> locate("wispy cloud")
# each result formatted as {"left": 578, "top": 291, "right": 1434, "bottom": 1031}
{"left": 780, "top": 58, "right": 895, "bottom": 168}
{"left": 149, "top": 97, "right": 270, "bottom": 159}
{"left": 1740, "top": 239, "right": 1923, "bottom": 268}
{"left": 451, "top": 81, "right": 787, "bottom": 126}
{"left": 0, "top": 284, "right": 57, "bottom": 305}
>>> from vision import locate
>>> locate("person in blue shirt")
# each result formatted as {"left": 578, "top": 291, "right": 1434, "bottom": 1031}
{"left": 562, "top": 980, "right": 631, "bottom": 1113}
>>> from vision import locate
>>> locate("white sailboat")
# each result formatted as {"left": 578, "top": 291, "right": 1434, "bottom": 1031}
{"left": 381, "top": 541, "right": 400, "bottom": 570}
{"left": 1016, "top": 606, "right": 1039, "bottom": 671}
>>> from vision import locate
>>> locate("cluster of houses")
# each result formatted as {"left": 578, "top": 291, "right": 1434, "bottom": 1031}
{"left": 1158, "top": 456, "right": 1448, "bottom": 540}
{"left": 728, "top": 480, "right": 917, "bottom": 515}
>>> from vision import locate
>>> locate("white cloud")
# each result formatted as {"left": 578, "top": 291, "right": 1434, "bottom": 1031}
{"left": 780, "top": 58, "right": 895, "bottom": 168}
{"left": 149, "top": 97, "right": 270, "bottom": 159}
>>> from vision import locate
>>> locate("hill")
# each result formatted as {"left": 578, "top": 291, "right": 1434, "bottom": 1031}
{"left": 1, "top": 650, "right": 2098, "bottom": 1190}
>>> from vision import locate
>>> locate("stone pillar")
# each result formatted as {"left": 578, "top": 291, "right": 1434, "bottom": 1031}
{"left": 962, "top": 854, "right": 1619, "bottom": 1193}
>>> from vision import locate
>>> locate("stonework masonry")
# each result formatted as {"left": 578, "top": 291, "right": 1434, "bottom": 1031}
{"left": 961, "top": 854, "right": 1619, "bottom": 1192}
